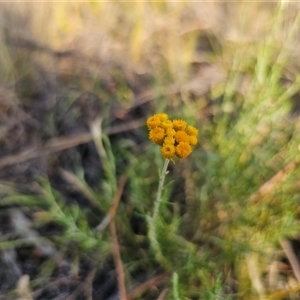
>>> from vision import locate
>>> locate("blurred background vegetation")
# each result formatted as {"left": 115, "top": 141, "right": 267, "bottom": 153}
{"left": 1, "top": 1, "right": 300, "bottom": 299}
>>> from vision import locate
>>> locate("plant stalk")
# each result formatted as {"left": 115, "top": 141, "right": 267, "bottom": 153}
{"left": 148, "top": 159, "right": 170, "bottom": 267}
{"left": 152, "top": 159, "right": 170, "bottom": 222}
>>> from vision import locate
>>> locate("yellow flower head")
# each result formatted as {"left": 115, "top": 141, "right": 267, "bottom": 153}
{"left": 149, "top": 127, "right": 165, "bottom": 145}
{"left": 147, "top": 113, "right": 197, "bottom": 159}
{"left": 147, "top": 115, "right": 161, "bottom": 129}
{"left": 186, "top": 125, "right": 198, "bottom": 137}
{"left": 172, "top": 119, "right": 187, "bottom": 131}
{"left": 175, "top": 142, "right": 192, "bottom": 158}
{"left": 166, "top": 128, "right": 176, "bottom": 137}
{"left": 164, "top": 136, "right": 175, "bottom": 145}
{"left": 189, "top": 136, "right": 198, "bottom": 146}
{"left": 161, "top": 144, "right": 175, "bottom": 159}
{"left": 161, "top": 120, "right": 173, "bottom": 129}
{"left": 156, "top": 113, "right": 169, "bottom": 122}
{"left": 174, "top": 130, "right": 190, "bottom": 144}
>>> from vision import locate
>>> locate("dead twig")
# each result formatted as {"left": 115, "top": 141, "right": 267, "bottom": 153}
{"left": 84, "top": 268, "right": 97, "bottom": 300}
{"left": 126, "top": 273, "right": 167, "bottom": 300}
{"left": 109, "top": 219, "right": 127, "bottom": 300}
{"left": 0, "top": 119, "right": 143, "bottom": 169}
{"left": 108, "top": 175, "right": 128, "bottom": 300}
{"left": 157, "top": 288, "right": 169, "bottom": 300}
{"left": 280, "top": 239, "right": 300, "bottom": 283}
{"left": 108, "top": 175, "right": 128, "bottom": 220}
{"left": 250, "top": 160, "right": 297, "bottom": 203}
{"left": 95, "top": 175, "right": 128, "bottom": 232}
{"left": 65, "top": 268, "right": 97, "bottom": 300}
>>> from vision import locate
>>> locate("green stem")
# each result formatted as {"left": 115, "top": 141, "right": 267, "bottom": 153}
{"left": 172, "top": 272, "right": 180, "bottom": 300}
{"left": 152, "top": 159, "right": 170, "bottom": 222}
{"left": 148, "top": 159, "right": 170, "bottom": 267}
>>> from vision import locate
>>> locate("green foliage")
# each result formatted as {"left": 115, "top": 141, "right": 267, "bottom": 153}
{"left": 2, "top": 2, "right": 300, "bottom": 299}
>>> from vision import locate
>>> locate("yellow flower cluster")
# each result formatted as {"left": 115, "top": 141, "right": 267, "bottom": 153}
{"left": 146, "top": 113, "right": 198, "bottom": 159}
